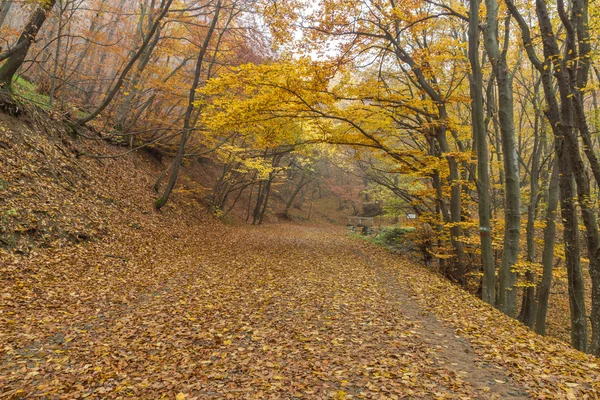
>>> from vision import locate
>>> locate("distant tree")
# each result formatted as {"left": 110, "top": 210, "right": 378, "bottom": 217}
{"left": 76, "top": 0, "right": 174, "bottom": 124}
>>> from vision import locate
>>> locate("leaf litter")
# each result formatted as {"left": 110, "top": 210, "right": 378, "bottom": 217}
{"left": 1, "top": 221, "right": 583, "bottom": 399}
{"left": 1, "top": 114, "right": 599, "bottom": 399}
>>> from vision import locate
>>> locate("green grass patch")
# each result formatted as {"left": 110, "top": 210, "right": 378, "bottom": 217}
{"left": 349, "top": 224, "right": 416, "bottom": 252}
{"left": 373, "top": 225, "right": 416, "bottom": 247}
{"left": 12, "top": 76, "right": 51, "bottom": 110}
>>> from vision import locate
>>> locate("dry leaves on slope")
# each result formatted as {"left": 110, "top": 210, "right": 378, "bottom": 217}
{"left": 356, "top": 239, "right": 600, "bottom": 399}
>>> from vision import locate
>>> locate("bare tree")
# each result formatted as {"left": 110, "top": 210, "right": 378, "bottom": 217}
{"left": 76, "top": 0, "right": 174, "bottom": 125}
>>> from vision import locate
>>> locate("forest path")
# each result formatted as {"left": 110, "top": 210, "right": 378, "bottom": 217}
{"left": 1, "top": 224, "right": 529, "bottom": 399}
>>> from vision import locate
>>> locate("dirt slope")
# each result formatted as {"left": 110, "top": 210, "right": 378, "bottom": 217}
{"left": 0, "top": 107, "right": 215, "bottom": 257}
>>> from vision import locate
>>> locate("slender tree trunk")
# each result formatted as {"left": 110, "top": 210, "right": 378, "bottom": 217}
{"left": 83, "top": 0, "right": 126, "bottom": 105}
{"left": 519, "top": 156, "right": 538, "bottom": 329}
{"left": 76, "top": 0, "right": 173, "bottom": 125}
{"left": 116, "top": 27, "right": 161, "bottom": 130}
{"left": 560, "top": 155, "right": 588, "bottom": 351}
{"left": 534, "top": 158, "right": 559, "bottom": 335}
{"left": 49, "top": 0, "right": 65, "bottom": 107}
{"left": 246, "top": 183, "right": 255, "bottom": 222}
{"left": 391, "top": 42, "right": 466, "bottom": 281}
{"left": 468, "top": 0, "right": 495, "bottom": 305}
{"left": 258, "top": 176, "right": 275, "bottom": 224}
{"left": 569, "top": 0, "right": 600, "bottom": 356}
{"left": 484, "top": 1, "right": 520, "bottom": 317}
{"left": 283, "top": 175, "right": 309, "bottom": 218}
{"left": 519, "top": 102, "right": 542, "bottom": 328}
{"left": 116, "top": 4, "right": 162, "bottom": 129}
{"left": 155, "top": 0, "right": 221, "bottom": 209}
{"left": 63, "top": 1, "right": 105, "bottom": 90}
{"left": 436, "top": 127, "right": 467, "bottom": 281}
{"left": 252, "top": 181, "right": 265, "bottom": 224}
{"left": 225, "top": 182, "right": 252, "bottom": 214}
{"left": 555, "top": 0, "right": 593, "bottom": 353}
{"left": 153, "top": 160, "right": 174, "bottom": 192}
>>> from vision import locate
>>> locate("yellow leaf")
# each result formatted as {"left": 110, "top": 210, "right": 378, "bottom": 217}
{"left": 334, "top": 390, "right": 348, "bottom": 399}
{"left": 176, "top": 393, "right": 186, "bottom": 400}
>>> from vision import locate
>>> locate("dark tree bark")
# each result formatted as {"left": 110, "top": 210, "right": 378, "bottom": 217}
{"left": 519, "top": 80, "right": 543, "bottom": 328}
{"left": 535, "top": 158, "right": 559, "bottom": 335}
{"left": 283, "top": 175, "right": 309, "bottom": 218}
{"left": 49, "top": 0, "right": 67, "bottom": 107}
{"left": 569, "top": 0, "right": 600, "bottom": 356}
{"left": 0, "top": 0, "right": 58, "bottom": 90}
{"left": 506, "top": 0, "right": 589, "bottom": 351}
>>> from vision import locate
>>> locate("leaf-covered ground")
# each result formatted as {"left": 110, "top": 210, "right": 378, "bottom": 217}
{"left": 2, "top": 222, "right": 598, "bottom": 399}
{"left": 1, "top": 112, "right": 599, "bottom": 399}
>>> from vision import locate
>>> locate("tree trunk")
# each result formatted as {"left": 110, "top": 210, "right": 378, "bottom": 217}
{"left": 83, "top": 0, "right": 126, "bottom": 105}
{"left": 484, "top": 2, "right": 520, "bottom": 317}
{"left": 283, "top": 175, "right": 309, "bottom": 218}
{"left": 468, "top": 0, "right": 495, "bottom": 305}
{"left": 258, "top": 176, "right": 274, "bottom": 224}
{"left": 115, "top": 5, "right": 162, "bottom": 129}
{"left": 391, "top": 42, "right": 466, "bottom": 281}
{"left": 437, "top": 127, "right": 467, "bottom": 282}
{"left": 155, "top": 0, "right": 221, "bottom": 209}
{"left": 534, "top": 158, "right": 559, "bottom": 335}
{"left": 506, "top": 0, "right": 590, "bottom": 353}
{"left": 559, "top": 156, "right": 588, "bottom": 351}
{"left": 0, "top": 0, "right": 13, "bottom": 30}
{"left": 519, "top": 85, "right": 543, "bottom": 328}
{"left": 570, "top": 0, "right": 600, "bottom": 356}
{"left": 0, "top": 0, "right": 58, "bottom": 90}
{"left": 252, "top": 181, "right": 265, "bottom": 224}
{"left": 49, "top": 0, "right": 65, "bottom": 107}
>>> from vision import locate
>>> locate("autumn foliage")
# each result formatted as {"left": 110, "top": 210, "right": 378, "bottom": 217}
{"left": 2, "top": 0, "right": 600, "bottom": 397}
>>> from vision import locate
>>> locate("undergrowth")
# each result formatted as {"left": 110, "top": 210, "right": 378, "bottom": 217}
{"left": 12, "top": 76, "right": 51, "bottom": 110}
{"left": 350, "top": 225, "right": 416, "bottom": 253}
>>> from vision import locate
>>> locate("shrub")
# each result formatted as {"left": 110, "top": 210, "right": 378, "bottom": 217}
{"left": 374, "top": 225, "right": 415, "bottom": 247}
